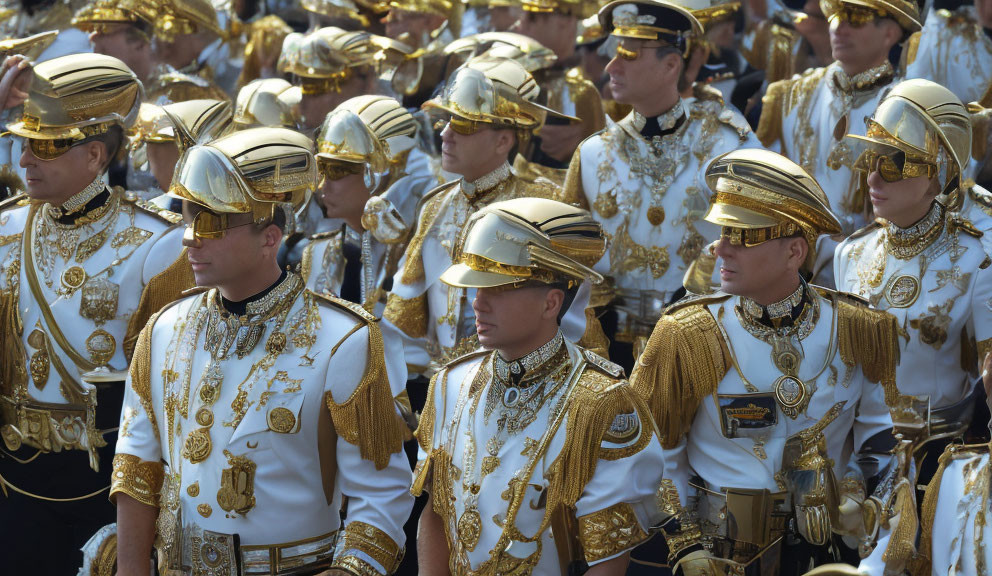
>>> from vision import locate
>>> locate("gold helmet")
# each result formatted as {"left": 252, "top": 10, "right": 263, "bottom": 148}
{"left": 8, "top": 53, "right": 142, "bottom": 142}
{"left": 847, "top": 79, "right": 971, "bottom": 180}
{"left": 72, "top": 0, "right": 159, "bottom": 37}
{"left": 238, "top": 15, "right": 294, "bottom": 87}
{"left": 704, "top": 148, "right": 842, "bottom": 271}
{"left": 0, "top": 31, "right": 59, "bottom": 60}
{"left": 423, "top": 56, "right": 574, "bottom": 133}
{"left": 576, "top": 13, "right": 607, "bottom": 46}
{"left": 600, "top": 0, "right": 704, "bottom": 56}
{"left": 316, "top": 95, "right": 418, "bottom": 173}
{"left": 156, "top": 0, "right": 225, "bottom": 41}
{"left": 819, "top": 0, "right": 921, "bottom": 34}
{"left": 233, "top": 78, "right": 302, "bottom": 129}
{"left": 160, "top": 99, "right": 232, "bottom": 151}
{"left": 278, "top": 27, "right": 376, "bottom": 95}
{"left": 443, "top": 32, "right": 558, "bottom": 73}
{"left": 440, "top": 197, "right": 606, "bottom": 289}
{"left": 130, "top": 104, "right": 175, "bottom": 146}
{"left": 369, "top": 35, "right": 423, "bottom": 97}
{"left": 674, "top": 0, "right": 740, "bottom": 28}
{"left": 170, "top": 127, "right": 316, "bottom": 237}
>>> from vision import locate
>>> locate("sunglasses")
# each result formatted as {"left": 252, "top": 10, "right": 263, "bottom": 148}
{"left": 856, "top": 149, "right": 936, "bottom": 182}
{"left": 318, "top": 160, "right": 364, "bottom": 181}
{"left": 433, "top": 116, "right": 487, "bottom": 136}
{"left": 27, "top": 137, "right": 87, "bottom": 161}
{"left": 184, "top": 210, "right": 259, "bottom": 240}
{"left": 615, "top": 40, "right": 667, "bottom": 61}
{"left": 721, "top": 224, "right": 800, "bottom": 248}
{"left": 829, "top": 5, "right": 885, "bottom": 27}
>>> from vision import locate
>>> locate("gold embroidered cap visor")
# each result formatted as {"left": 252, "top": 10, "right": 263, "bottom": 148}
{"left": 599, "top": 0, "right": 703, "bottom": 50}
{"left": 130, "top": 103, "right": 175, "bottom": 145}
{"left": 440, "top": 197, "right": 605, "bottom": 289}
{"left": 0, "top": 31, "right": 58, "bottom": 59}
{"left": 846, "top": 80, "right": 971, "bottom": 173}
{"left": 819, "top": 0, "right": 920, "bottom": 32}
{"left": 71, "top": 0, "right": 158, "bottom": 35}
{"left": 6, "top": 54, "right": 142, "bottom": 141}
{"left": 692, "top": 0, "right": 741, "bottom": 28}
{"left": 846, "top": 137, "right": 936, "bottom": 182}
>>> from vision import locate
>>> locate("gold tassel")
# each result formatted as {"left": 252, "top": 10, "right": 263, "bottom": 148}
{"left": 836, "top": 299, "right": 901, "bottom": 405}
{"left": 124, "top": 250, "right": 195, "bottom": 361}
{"left": 576, "top": 308, "right": 610, "bottom": 359}
{"left": 128, "top": 319, "right": 160, "bottom": 441}
{"left": 544, "top": 377, "right": 653, "bottom": 515}
{"left": 881, "top": 477, "right": 918, "bottom": 572}
{"left": 756, "top": 79, "right": 787, "bottom": 147}
{"left": 0, "top": 288, "right": 28, "bottom": 428}
{"left": 909, "top": 448, "right": 953, "bottom": 576}
{"left": 630, "top": 304, "right": 729, "bottom": 449}
{"left": 326, "top": 321, "right": 406, "bottom": 470}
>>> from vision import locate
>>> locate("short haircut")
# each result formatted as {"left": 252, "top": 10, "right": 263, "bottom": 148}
{"left": 655, "top": 45, "right": 690, "bottom": 92}
{"left": 547, "top": 281, "right": 580, "bottom": 325}
{"left": 89, "top": 125, "right": 125, "bottom": 170}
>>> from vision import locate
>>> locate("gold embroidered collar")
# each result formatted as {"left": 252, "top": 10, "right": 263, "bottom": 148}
{"left": 831, "top": 61, "right": 894, "bottom": 94}
{"left": 461, "top": 161, "right": 511, "bottom": 201}
{"left": 885, "top": 201, "right": 945, "bottom": 260}
{"left": 48, "top": 176, "right": 106, "bottom": 220}
{"left": 216, "top": 270, "right": 303, "bottom": 321}
{"left": 736, "top": 279, "right": 818, "bottom": 339}
{"left": 632, "top": 99, "right": 687, "bottom": 135}
{"left": 493, "top": 331, "right": 566, "bottom": 387}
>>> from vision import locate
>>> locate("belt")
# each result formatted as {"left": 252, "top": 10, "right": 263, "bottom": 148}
{"left": 691, "top": 480, "right": 791, "bottom": 566}
{"left": 613, "top": 289, "right": 669, "bottom": 340}
{"left": 178, "top": 524, "right": 338, "bottom": 576}
{"left": 926, "top": 383, "right": 979, "bottom": 442}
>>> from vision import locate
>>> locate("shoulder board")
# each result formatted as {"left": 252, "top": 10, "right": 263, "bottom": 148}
{"left": 716, "top": 107, "right": 752, "bottom": 141}
{"left": 944, "top": 441, "right": 992, "bottom": 459}
{"left": 119, "top": 189, "right": 183, "bottom": 224}
{"left": 309, "top": 229, "right": 343, "bottom": 242}
{"left": 576, "top": 128, "right": 607, "bottom": 151}
{"left": 811, "top": 285, "right": 870, "bottom": 306}
{"left": 0, "top": 193, "right": 29, "bottom": 213}
{"left": 576, "top": 362, "right": 625, "bottom": 394}
{"left": 581, "top": 349, "right": 625, "bottom": 378}
{"left": 846, "top": 219, "right": 884, "bottom": 241}
{"left": 692, "top": 82, "right": 725, "bottom": 105}
{"left": 415, "top": 180, "right": 459, "bottom": 214}
{"left": 967, "top": 185, "right": 992, "bottom": 214}
{"left": 663, "top": 291, "right": 732, "bottom": 315}
{"left": 310, "top": 290, "right": 378, "bottom": 324}
{"left": 949, "top": 215, "right": 984, "bottom": 239}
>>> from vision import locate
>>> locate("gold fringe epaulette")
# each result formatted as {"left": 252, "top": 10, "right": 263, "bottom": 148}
{"left": 756, "top": 67, "right": 828, "bottom": 147}
{"left": 911, "top": 441, "right": 992, "bottom": 576}
{"left": 400, "top": 181, "right": 459, "bottom": 285}
{"left": 826, "top": 288, "right": 901, "bottom": 405}
{"left": 545, "top": 366, "right": 654, "bottom": 514}
{"left": 315, "top": 292, "right": 406, "bottom": 470}
{"left": 383, "top": 292, "right": 429, "bottom": 339}
{"left": 967, "top": 185, "right": 992, "bottom": 216}
{"left": 948, "top": 214, "right": 984, "bottom": 239}
{"left": 124, "top": 250, "right": 196, "bottom": 360}
{"left": 631, "top": 294, "right": 732, "bottom": 449}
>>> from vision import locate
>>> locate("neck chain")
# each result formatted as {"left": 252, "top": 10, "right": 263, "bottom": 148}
{"left": 461, "top": 161, "right": 511, "bottom": 200}
{"left": 206, "top": 271, "right": 302, "bottom": 360}
{"left": 885, "top": 201, "right": 945, "bottom": 260}
{"left": 486, "top": 332, "right": 568, "bottom": 426}
{"left": 49, "top": 176, "right": 106, "bottom": 219}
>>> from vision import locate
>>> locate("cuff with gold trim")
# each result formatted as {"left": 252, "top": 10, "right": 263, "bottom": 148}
{"left": 578, "top": 502, "right": 650, "bottom": 563}
{"left": 331, "top": 521, "right": 404, "bottom": 576}
{"left": 109, "top": 453, "right": 165, "bottom": 507}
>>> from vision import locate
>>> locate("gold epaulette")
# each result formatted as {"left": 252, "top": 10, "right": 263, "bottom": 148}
{"left": 118, "top": 189, "right": 183, "bottom": 225}
{"left": 311, "top": 290, "right": 378, "bottom": 324}
{"left": 309, "top": 229, "right": 342, "bottom": 242}
{"left": 0, "top": 192, "right": 29, "bottom": 213}
{"left": 315, "top": 290, "right": 406, "bottom": 471}
{"left": 692, "top": 82, "right": 725, "bottom": 105}
{"left": 967, "top": 185, "right": 992, "bottom": 216}
{"left": 948, "top": 214, "right": 984, "bottom": 239}
{"left": 632, "top": 294, "right": 732, "bottom": 449}
{"left": 756, "top": 66, "right": 828, "bottom": 147}
{"left": 580, "top": 348, "right": 625, "bottom": 380}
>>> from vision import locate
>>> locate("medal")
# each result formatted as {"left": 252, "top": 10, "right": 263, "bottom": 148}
{"left": 770, "top": 336, "right": 810, "bottom": 419}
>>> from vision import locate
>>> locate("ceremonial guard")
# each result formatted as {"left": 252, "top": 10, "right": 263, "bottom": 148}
{"left": 906, "top": 2, "right": 992, "bottom": 109}
{"left": 562, "top": 0, "right": 756, "bottom": 366}
{"left": 413, "top": 197, "right": 670, "bottom": 575}
{"left": 71, "top": 0, "right": 229, "bottom": 105}
{"left": 113, "top": 127, "right": 414, "bottom": 576}
{"left": 756, "top": 0, "right": 921, "bottom": 235}
{"left": 515, "top": 0, "right": 607, "bottom": 176}
{"left": 834, "top": 79, "right": 992, "bottom": 478}
{"left": 0, "top": 53, "right": 189, "bottom": 574}
{"left": 382, "top": 56, "right": 601, "bottom": 375}
{"left": 301, "top": 95, "right": 420, "bottom": 313}
{"left": 632, "top": 149, "right": 911, "bottom": 574}
{"left": 153, "top": 0, "right": 239, "bottom": 96}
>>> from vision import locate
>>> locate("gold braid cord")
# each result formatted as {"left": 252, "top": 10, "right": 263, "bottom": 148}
{"left": 124, "top": 250, "right": 195, "bottom": 361}
{"left": 333, "top": 521, "right": 404, "bottom": 576}
{"left": 412, "top": 368, "right": 445, "bottom": 498}
{"left": 559, "top": 152, "right": 590, "bottom": 211}
{"left": 576, "top": 308, "right": 610, "bottom": 359}
{"left": 631, "top": 302, "right": 730, "bottom": 449}
{"left": 0, "top": 288, "right": 28, "bottom": 427}
{"left": 109, "top": 453, "right": 165, "bottom": 507}
{"left": 399, "top": 184, "right": 455, "bottom": 285}
{"left": 577, "top": 502, "right": 649, "bottom": 563}
{"left": 910, "top": 447, "right": 954, "bottom": 576}
{"left": 325, "top": 320, "right": 406, "bottom": 471}
{"left": 835, "top": 297, "right": 901, "bottom": 405}
{"left": 383, "top": 292, "right": 428, "bottom": 339}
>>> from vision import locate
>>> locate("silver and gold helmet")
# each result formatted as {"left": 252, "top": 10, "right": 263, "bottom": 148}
{"left": 278, "top": 27, "right": 375, "bottom": 95}
{"left": 441, "top": 197, "right": 606, "bottom": 289}
{"left": 233, "top": 78, "right": 302, "bottom": 129}
{"left": 316, "top": 95, "right": 418, "bottom": 174}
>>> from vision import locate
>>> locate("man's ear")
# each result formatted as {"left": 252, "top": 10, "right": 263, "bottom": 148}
{"left": 262, "top": 222, "right": 284, "bottom": 251}
{"left": 544, "top": 287, "right": 565, "bottom": 321}
{"left": 788, "top": 236, "right": 810, "bottom": 271}
{"left": 495, "top": 129, "right": 516, "bottom": 156}
{"left": 85, "top": 141, "right": 107, "bottom": 174}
